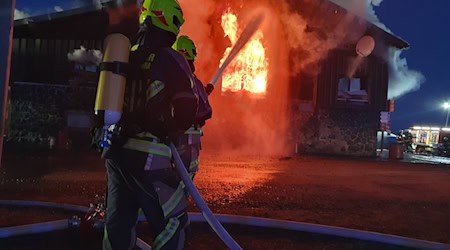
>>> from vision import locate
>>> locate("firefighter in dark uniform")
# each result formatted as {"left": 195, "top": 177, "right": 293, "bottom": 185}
{"left": 102, "top": 0, "right": 198, "bottom": 249}
{"left": 442, "top": 136, "right": 450, "bottom": 156}
{"left": 171, "top": 35, "right": 212, "bottom": 181}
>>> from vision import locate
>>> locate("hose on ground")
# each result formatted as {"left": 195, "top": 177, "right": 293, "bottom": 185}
{"left": 2, "top": 200, "right": 450, "bottom": 250}
{"left": 170, "top": 143, "right": 243, "bottom": 250}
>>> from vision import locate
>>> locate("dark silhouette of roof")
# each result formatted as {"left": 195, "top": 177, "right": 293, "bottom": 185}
{"left": 13, "top": 0, "right": 408, "bottom": 49}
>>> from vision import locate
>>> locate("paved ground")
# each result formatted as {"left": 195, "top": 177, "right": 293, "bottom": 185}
{"left": 378, "top": 149, "right": 450, "bottom": 165}
{"left": 0, "top": 148, "right": 449, "bottom": 249}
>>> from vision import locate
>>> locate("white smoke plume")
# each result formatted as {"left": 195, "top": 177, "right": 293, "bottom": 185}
{"left": 330, "top": 0, "right": 425, "bottom": 99}
{"left": 387, "top": 48, "right": 425, "bottom": 98}
{"left": 54, "top": 6, "right": 64, "bottom": 12}
{"left": 329, "top": 0, "right": 389, "bottom": 32}
{"left": 14, "top": 9, "right": 30, "bottom": 20}
{"left": 67, "top": 46, "right": 103, "bottom": 66}
{"left": 279, "top": 0, "right": 367, "bottom": 75}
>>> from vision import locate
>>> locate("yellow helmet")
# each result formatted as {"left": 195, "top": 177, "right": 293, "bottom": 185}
{"left": 172, "top": 35, "right": 197, "bottom": 61}
{"left": 139, "top": 0, "right": 184, "bottom": 36}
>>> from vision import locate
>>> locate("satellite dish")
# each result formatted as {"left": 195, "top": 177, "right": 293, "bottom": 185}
{"left": 356, "top": 35, "right": 375, "bottom": 57}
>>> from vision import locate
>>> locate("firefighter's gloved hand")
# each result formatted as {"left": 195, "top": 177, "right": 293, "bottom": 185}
{"left": 90, "top": 126, "right": 104, "bottom": 153}
{"left": 205, "top": 83, "right": 214, "bottom": 95}
{"left": 90, "top": 114, "right": 104, "bottom": 153}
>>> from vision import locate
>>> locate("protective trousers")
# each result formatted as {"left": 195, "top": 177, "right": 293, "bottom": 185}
{"left": 174, "top": 126, "right": 202, "bottom": 181}
{"left": 103, "top": 136, "right": 188, "bottom": 250}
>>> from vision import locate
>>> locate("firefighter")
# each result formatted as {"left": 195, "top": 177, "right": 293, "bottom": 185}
{"left": 172, "top": 35, "right": 212, "bottom": 181}
{"left": 443, "top": 136, "right": 450, "bottom": 156}
{"left": 101, "top": 0, "right": 198, "bottom": 249}
{"left": 403, "top": 130, "right": 414, "bottom": 153}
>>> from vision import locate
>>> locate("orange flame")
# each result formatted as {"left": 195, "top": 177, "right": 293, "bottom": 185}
{"left": 220, "top": 9, "right": 268, "bottom": 94}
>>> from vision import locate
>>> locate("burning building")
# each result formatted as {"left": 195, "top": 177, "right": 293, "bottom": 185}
{"left": 9, "top": 0, "right": 408, "bottom": 157}
{"left": 178, "top": 0, "right": 408, "bottom": 157}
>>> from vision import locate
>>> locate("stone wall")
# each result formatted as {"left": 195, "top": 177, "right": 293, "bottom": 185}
{"left": 293, "top": 105, "right": 379, "bottom": 157}
{"left": 7, "top": 82, "right": 96, "bottom": 147}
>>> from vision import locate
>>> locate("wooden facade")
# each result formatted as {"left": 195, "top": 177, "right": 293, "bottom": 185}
{"left": 11, "top": 38, "right": 103, "bottom": 84}
{"left": 284, "top": 0, "right": 408, "bottom": 156}
{"left": 286, "top": 0, "right": 406, "bottom": 115}
{"left": 316, "top": 49, "right": 389, "bottom": 112}
{"left": 11, "top": 4, "right": 138, "bottom": 85}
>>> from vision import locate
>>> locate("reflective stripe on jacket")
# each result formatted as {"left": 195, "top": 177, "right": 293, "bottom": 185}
{"left": 123, "top": 138, "right": 171, "bottom": 158}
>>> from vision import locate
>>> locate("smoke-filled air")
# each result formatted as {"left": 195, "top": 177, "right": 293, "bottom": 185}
{"left": 330, "top": 0, "right": 425, "bottom": 99}
{"left": 57, "top": 0, "right": 423, "bottom": 156}
{"left": 177, "top": 0, "right": 377, "bottom": 156}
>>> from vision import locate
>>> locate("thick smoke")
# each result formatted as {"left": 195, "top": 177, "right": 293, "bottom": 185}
{"left": 280, "top": 0, "right": 367, "bottom": 75}
{"left": 176, "top": 0, "right": 368, "bottom": 156}
{"left": 177, "top": 0, "right": 222, "bottom": 82}
{"left": 177, "top": 0, "right": 289, "bottom": 156}
{"left": 94, "top": 0, "right": 422, "bottom": 155}
{"left": 329, "top": 0, "right": 389, "bottom": 31}
{"left": 87, "top": 0, "right": 401, "bottom": 156}
{"left": 330, "top": 0, "right": 425, "bottom": 99}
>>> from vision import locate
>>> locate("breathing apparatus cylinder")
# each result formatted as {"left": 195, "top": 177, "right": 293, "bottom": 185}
{"left": 94, "top": 33, "right": 130, "bottom": 148}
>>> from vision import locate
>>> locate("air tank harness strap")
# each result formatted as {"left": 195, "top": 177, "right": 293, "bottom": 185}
{"left": 99, "top": 61, "right": 129, "bottom": 77}
{"left": 183, "top": 126, "right": 202, "bottom": 145}
{"left": 185, "top": 126, "right": 202, "bottom": 135}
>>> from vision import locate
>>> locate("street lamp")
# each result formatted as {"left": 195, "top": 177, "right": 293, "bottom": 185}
{"left": 443, "top": 102, "right": 450, "bottom": 127}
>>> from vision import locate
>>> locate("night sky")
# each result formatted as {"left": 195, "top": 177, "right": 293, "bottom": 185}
{"left": 14, "top": 0, "right": 90, "bottom": 16}
{"left": 376, "top": 0, "right": 450, "bottom": 132}
{"left": 13, "top": 0, "right": 450, "bottom": 133}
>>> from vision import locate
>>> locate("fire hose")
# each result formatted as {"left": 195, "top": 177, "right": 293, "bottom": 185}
{"left": 0, "top": 148, "right": 243, "bottom": 249}
{"left": 0, "top": 200, "right": 151, "bottom": 249}
{"left": 0, "top": 13, "right": 267, "bottom": 248}
{"left": 169, "top": 143, "right": 243, "bottom": 250}
{"left": 2, "top": 200, "right": 450, "bottom": 250}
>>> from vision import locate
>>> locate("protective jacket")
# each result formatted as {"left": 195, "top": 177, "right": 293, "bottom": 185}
{"left": 192, "top": 74, "right": 212, "bottom": 127}
{"left": 120, "top": 46, "right": 198, "bottom": 141}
